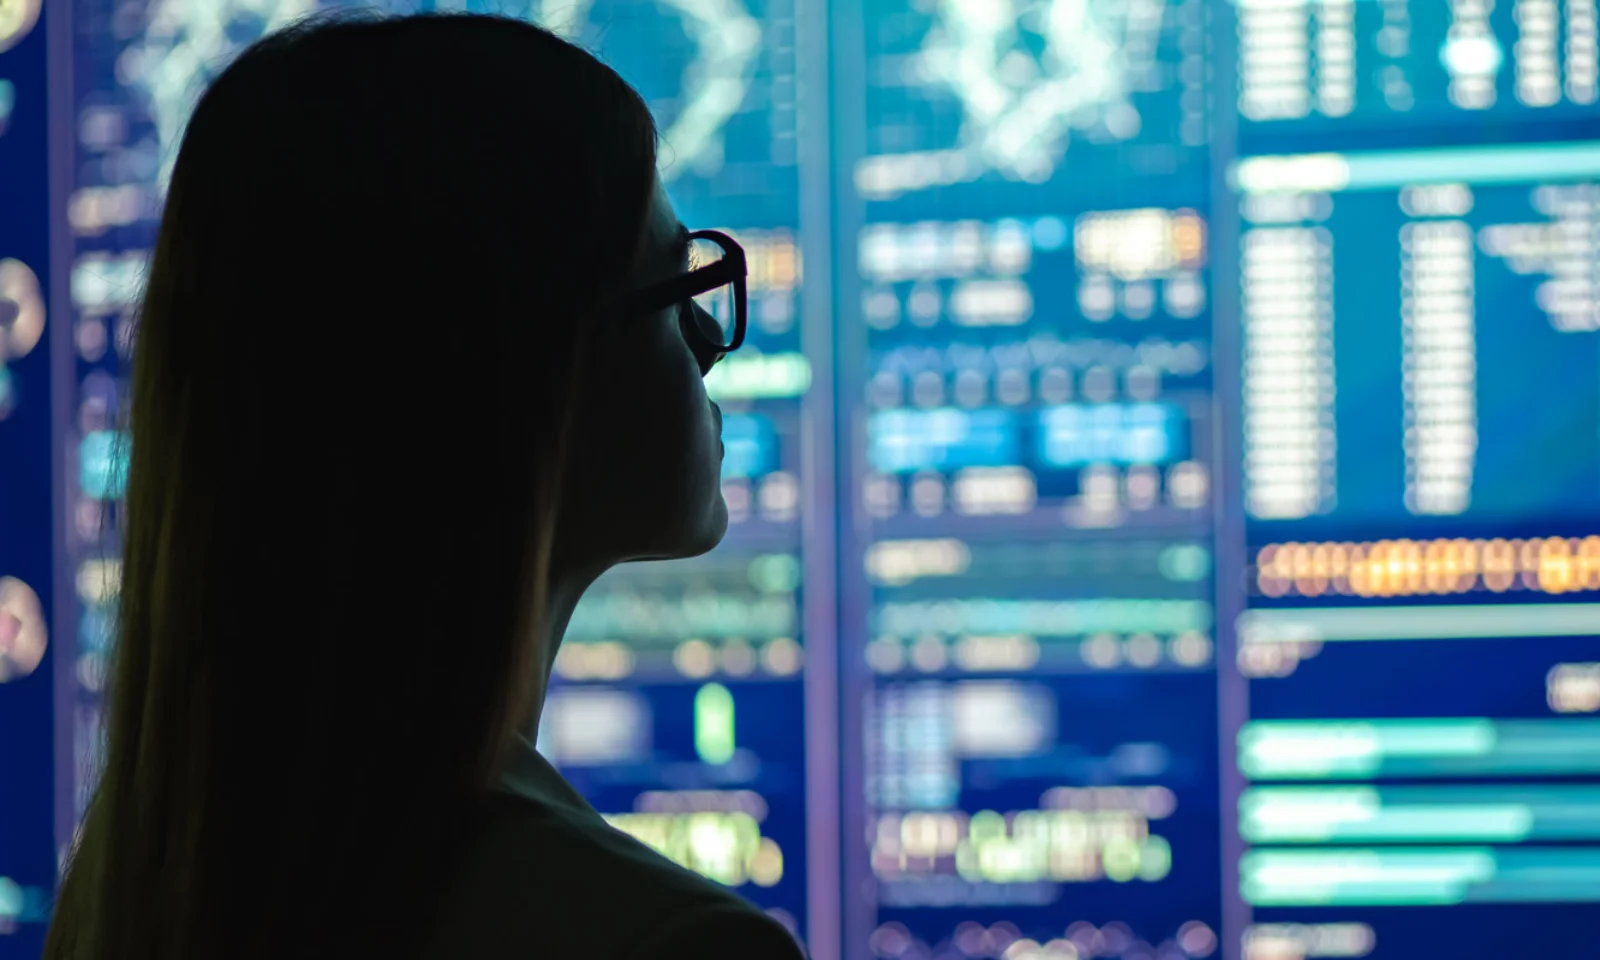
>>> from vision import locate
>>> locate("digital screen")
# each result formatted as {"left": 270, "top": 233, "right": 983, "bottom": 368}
{"left": 853, "top": 552, "right": 1223, "bottom": 957}
{"left": 535, "top": 0, "right": 802, "bottom": 224}
{"left": 857, "top": 0, "right": 1210, "bottom": 210}
{"left": 1229, "top": 11, "right": 1600, "bottom": 956}
{"left": 0, "top": 0, "right": 60, "bottom": 952}
{"left": 1233, "top": 553, "right": 1600, "bottom": 957}
{"left": 549, "top": 548, "right": 810, "bottom": 935}
{"left": 1237, "top": 142, "right": 1600, "bottom": 528}
{"left": 1236, "top": 0, "right": 1600, "bottom": 142}
{"left": 835, "top": 1, "right": 1223, "bottom": 957}
{"left": 25, "top": 0, "right": 1600, "bottom": 958}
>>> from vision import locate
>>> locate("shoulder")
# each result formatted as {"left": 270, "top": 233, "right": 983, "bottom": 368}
{"left": 424, "top": 793, "right": 796, "bottom": 960}
{"left": 628, "top": 903, "right": 807, "bottom": 960}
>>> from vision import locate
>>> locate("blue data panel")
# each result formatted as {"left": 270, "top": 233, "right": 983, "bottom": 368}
{"left": 1232, "top": 593, "right": 1600, "bottom": 957}
{"left": 1236, "top": 0, "right": 1600, "bottom": 145}
{"left": 532, "top": 0, "right": 801, "bottom": 226}
{"left": 1232, "top": 138, "right": 1600, "bottom": 956}
{"left": 555, "top": 547, "right": 810, "bottom": 935}
{"left": 1236, "top": 142, "right": 1600, "bottom": 532}
{"left": 62, "top": 0, "right": 815, "bottom": 943}
{"left": 855, "top": 545, "right": 1223, "bottom": 958}
{"left": 0, "top": 0, "right": 58, "bottom": 951}
{"left": 855, "top": 0, "right": 1213, "bottom": 539}
{"left": 840, "top": 1, "right": 1221, "bottom": 957}
{"left": 859, "top": 0, "right": 1211, "bottom": 213}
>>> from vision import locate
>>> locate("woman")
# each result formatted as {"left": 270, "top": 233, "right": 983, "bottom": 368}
{"left": 45, "top": 12, "right": 804, "bottom": 960}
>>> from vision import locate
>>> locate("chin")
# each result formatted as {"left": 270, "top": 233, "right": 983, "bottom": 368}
{"left": 676, "top": 497, "right": 729, "bottom": 558}
{"left": 630, "top": 496, "right": 728, "bottom": 563}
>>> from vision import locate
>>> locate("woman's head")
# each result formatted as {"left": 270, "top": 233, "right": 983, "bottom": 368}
{"left": 47, "top": 13, "right": 726, "bottom": 960}
{"left": 560, "top": 178, "right": 731, "bottom": 569}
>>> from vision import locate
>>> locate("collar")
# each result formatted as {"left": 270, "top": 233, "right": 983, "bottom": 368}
{"left": 495, "top": 731, "right": 599, "bottom": 817}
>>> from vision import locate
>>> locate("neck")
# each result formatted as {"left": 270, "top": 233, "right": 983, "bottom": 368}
{"left": 525, "top": 564, "right": 603, "bottom": 738}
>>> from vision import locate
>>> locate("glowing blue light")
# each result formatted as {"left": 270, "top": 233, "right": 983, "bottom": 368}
{"left": 1032, "top": 216, "right": 1069, "bottom": 251}
{"left": 1036, "top": 403, "right": 1185, "bottom": 467}
{"left": 79, "top": 430, "right": 129, "bottom": 500}
{"left": 868, "top": 408, "right": 1020, "bottom": 473}
{"left": 720, "top": 413, "right": 777, "bottom": 479}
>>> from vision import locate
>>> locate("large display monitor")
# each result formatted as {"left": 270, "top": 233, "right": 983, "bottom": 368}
{"left": 1223, "top": 3, "right": 1600, "bottom": 955}
{"left": 9, "top": 1, "right": 1596, "bottom": 958}
{"left": 831, "top": 1, "right": 1223, "bottom": 957}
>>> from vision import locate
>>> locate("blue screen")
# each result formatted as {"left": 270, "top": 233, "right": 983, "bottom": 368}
{"left": 835, "top": 1, "right": 1222, "bottom": 956}
{"left": 13, "top": 0, "right": 1600, "bottom": 958}
{"left": 1232, "top": 2, "right": 1600, "bottom": 953}
{"left": 0, "top": 0, "right": 61, "bottom": 954}
{"left": 1237, "top": 143, "right": 1600, "bottom": 528}
{"left": 1235, "top": 0, "right": 1600, "bottom": 144}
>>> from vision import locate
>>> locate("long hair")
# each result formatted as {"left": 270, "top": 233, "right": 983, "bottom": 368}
{"left": 44, "top": 13, "right": 659, "bottom": 960}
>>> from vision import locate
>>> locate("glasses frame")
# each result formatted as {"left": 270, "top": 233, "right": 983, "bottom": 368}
{"left": 615, "top": 228, "right": 748, "bottom": 354}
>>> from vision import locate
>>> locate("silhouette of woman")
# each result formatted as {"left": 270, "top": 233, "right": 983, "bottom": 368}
{"left": 45, "top": 12, "right": 805, "bottom": 960}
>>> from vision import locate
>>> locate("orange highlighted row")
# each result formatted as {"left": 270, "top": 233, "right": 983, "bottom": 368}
{"left": 1256, "top": 536, "right": 1600, "bottom": 598}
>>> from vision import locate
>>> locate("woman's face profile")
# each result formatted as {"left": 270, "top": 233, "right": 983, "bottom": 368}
{"left": 555, "top": 176, "right": 729, "bottom": 571}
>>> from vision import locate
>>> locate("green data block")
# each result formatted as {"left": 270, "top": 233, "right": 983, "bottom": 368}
{"left": 1239, "top": 719, "right": 1600, "bottom": 780}
{"left": 1240, "top": 786, "right": 1600, "bottom": 844}
{"left": 1241, "top": 848, "right": 1600, "bottom": 907}
{"left": 694, "top": 682, "right": 736, "bottom": 766}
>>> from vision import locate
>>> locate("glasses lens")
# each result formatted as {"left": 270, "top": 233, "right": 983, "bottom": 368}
{"left": 688, "top": 237, "right": 736, "bottom": 348}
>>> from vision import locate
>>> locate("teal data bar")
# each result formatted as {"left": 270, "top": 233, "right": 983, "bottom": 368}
{"left": 1238, "top": 603, "right": 1600, "bottom": 644}
{"left": 1239, "top": 719, "right": 1600, "bottom": 780}
{"left": 1241, "top": 785, "right": 1600, "bottom": 843}
{"left": 874, "top": 598, "right": 1213, "bottom": 636}
{"left": 1233, "top": 141, "right": 1600, "bottom": 194}
{"left": 1241, "top": 848, "right": 1600, "bottom": 907}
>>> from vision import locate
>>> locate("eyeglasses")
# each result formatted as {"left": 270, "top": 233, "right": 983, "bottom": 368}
{"left": 615, "top": 228, "right": 748, "bottom": 374}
